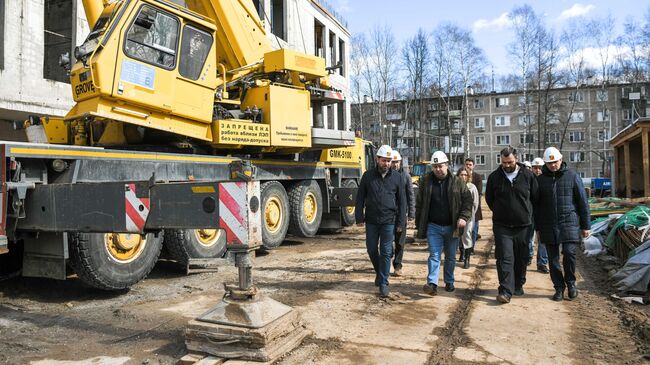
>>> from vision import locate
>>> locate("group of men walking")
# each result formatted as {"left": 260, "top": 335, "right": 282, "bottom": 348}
{"left": 355, "top": 144, "right": 590, "bottom": 303}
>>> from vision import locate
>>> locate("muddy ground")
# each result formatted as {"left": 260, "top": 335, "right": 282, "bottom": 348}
{"left": 0, "top": 208, "right": 648, "bottom": 365}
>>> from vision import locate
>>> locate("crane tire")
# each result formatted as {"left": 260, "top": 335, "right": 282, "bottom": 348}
{"left": 68, "top": 232, "right": 163, "bottom": 290}
{"left": 288, "top": 180, "right": 323, "bottom": 237}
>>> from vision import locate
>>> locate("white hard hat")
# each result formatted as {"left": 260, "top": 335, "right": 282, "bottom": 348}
{"left": 543, "top": 147, "right": 563, "bottom": 163}
{"left": 430, "top": 151, "right": 449, "bottom": 164}
{"left": 392, "top": 150, "right": 402, "bottom": 161}
{"left": 524, "top": 161, "right": 532, "bottom": 168}
{"left": 376, "top": 145, "right": 393, "bottom": 158}
{"left": 532, "top": 157, "right": 545, "bottom": 167}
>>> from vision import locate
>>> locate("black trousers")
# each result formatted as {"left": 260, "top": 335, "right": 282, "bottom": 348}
{"left": 393, "top": 224, "right": 407, "bottom": 269}
{"left": 493, "top": 224, "right": 530, "bottom": 296}
{"left": 546, "top": 242, "right": 577, "bottom": 290}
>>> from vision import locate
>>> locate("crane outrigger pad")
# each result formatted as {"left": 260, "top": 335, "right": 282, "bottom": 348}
{"left": 186, "top": 297, "right": 308, "bottom": 362}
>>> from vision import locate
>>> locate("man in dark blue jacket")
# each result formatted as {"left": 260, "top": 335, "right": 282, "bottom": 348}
{"left": 390, "top": 151, "right": 415, "bottom": 277}
{"left": 535, "top": 147, "right": 590, "bottom": 301}
{"left": 356, "top": 145, "right": 406, "bottom": 298}
{"left": 486, "top": 147, "right": 538, "bottom": 304}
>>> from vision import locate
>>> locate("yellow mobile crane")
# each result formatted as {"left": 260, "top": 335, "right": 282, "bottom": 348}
{"left": 1, "top": 0, "right": 373, "bottom": 292}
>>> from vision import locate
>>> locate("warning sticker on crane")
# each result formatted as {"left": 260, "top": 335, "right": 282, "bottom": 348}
{"left": 125, "top": 184, "right": 150, "bottom": 232}
{"left": 215, "top": 120, "right": 270, "bottom": 146}
{"left": 218, "top": 182, "right": 248, "bottom": 245}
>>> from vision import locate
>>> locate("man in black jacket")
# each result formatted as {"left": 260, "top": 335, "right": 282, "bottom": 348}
{"left": 391, "top": 151, "right": 415, "bottom": 277}
{"left": 486, "top": 147, "right": 538, "bottom": 304}
{"left": 356, "top": 145, "right": 406, "bottom": 298}
{"left": 535, "top": 147, "right": 590, "bottom": 301}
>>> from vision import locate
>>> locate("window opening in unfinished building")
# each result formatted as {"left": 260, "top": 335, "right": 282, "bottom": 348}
{"left": 0, "top": 1, "right": 4, "bottom": 70}
{"left": 270, "top": 0, "right": 285, "bottom": 40}
{"left": 44, "top": 0, "right": 72, "bottom": 82}
{"left": 328, "top": 31, "right": 335, "bottom": 68}
{"left": 338, "top": 38, "right": 345, "bottom": 76}
{"left": 314, "top": 20, "right": 324, "bottom": 58}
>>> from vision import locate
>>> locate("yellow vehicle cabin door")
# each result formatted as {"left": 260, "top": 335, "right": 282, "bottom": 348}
{"left": 172, "top": 23, "right": 217, "bottom": 123}
{"left": 114, "top": 3, "right": 179, "bottom": 115}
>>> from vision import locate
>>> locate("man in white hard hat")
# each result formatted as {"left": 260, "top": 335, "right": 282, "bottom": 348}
{"left": 355, "top": 145, "right": 406, "bottom": 298}
{"left": 530, "top": 157, "right": 549, "bottom": 273}
{"left": 531, "top": 158, "right": 544, "bottom": 177}
{"left": 535, "top": 147, "right": 590, "bottom": 301}
{"left": 415, "top": 151, "right": 473, "bottom": 295}
{"left": 391, "top": 151, "right": 415, "bottom": 276}
{"left": 486, "top": 147, "right": 538, "bottom": 304}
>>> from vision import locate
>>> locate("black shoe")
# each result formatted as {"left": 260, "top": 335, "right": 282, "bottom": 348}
{"left": 379, "top": 285, "right": 390, "bottom": 297}
{"left": 514, "top": 287, "right": 524, "bottom": 296}
{"left": 445, "top": 283, "right": 455, "bottom": 292}
{"left": 463, "top": 256, "right": 470, "bottom": 269}
{"left": 527, "top": 257, "right": 532, "bottom": 266}
{"left": 459, "top": 253, "right": 465, "bottom": 262}
{"left": 496, "top": 293, "right": 511, "bottom": 304}
{"left": 567, "top": 286, "right": 578, "bottom": 300}
{"left": 537, "top": 265, "right": 549, "bottom": 273}
{"left": 423, "top": 283, "right": 437, "bottom": 296}
{"left": 552, "top": 289, "right": 564, "bottom": 301}
{"left": 374, "top": 275, "right": 380, "bottom": 287}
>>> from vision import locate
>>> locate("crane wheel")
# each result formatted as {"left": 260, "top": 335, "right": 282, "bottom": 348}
{"left": 164, "top": 229, "right": 226, "bottom": 265}
{"left": 341, "top": 179, "right": 358, "bottom": 226}
{"left": 260, "top": 181, "right": 290, "bottom": 250}
{"left": 68, "top": 232, "right": 163, "bottom": 290}
{"left": 288, "top": 180, "right": 323, "bottom": 237}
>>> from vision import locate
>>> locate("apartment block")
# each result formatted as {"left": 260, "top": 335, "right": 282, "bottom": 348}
{"left": 352, "top": 82, "right": 649, "bottom": 178}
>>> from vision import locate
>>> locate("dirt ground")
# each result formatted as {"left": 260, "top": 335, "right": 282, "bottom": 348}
{"left": 0, "top": 207, "right": 649, "bottom": 365}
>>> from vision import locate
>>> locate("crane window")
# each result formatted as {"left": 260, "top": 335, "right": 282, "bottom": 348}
{"left": 125, "top": 6, "right": 179, "bottom": 69}
{"left": 179, "top": 25, "right": 212, "bottom": 80}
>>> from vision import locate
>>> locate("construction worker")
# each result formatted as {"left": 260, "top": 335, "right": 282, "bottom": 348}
{"left": 535, "top": 147, "right": 590, "bottom": 301}
{"left": 390, "top": 151, "right": 415, "bottom": 277}
{"left": 531, "top": 157, "right": 549, "bottom": 273}
{"left": 355, "top": 145, "right": 406, "bottom": 298}
{"left": 457, "top": 167, "right": 479, "bottom": 269}
{"left": 460, "top": 158, "right": 483, "bottom": 263}
{"left": 415, "top": 151, "right": 473, "bottom": 295}
{"left": 486, "top": 147, "right": 538, "bottom": 304}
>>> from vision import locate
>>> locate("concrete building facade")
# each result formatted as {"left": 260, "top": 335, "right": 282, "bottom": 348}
{"left": 353, "top": 82, "right": 650, "bottom": 178}
{"left": 0, "top": 0, "right": 350, "bottom": 136}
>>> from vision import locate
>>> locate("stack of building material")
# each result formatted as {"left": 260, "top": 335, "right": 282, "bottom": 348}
{"left": 605, "top": 206, "right": 650, "bottom": 261}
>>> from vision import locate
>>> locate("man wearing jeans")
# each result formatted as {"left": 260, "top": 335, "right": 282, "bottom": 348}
{"left": 415, "top": 151, "right": 473, "bottom": 295}
{"left": 486, "top": 147, "right": 538, "bottom": 304}
{"left": 355, "top": 145, "right": 406, "bottom": 298}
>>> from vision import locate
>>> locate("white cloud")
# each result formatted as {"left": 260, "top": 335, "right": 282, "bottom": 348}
{"left": 473, "top": 13, "right": 511, "bottom": 32}
{"left": 558, "top": 4, "right": 595, "bottom": 21}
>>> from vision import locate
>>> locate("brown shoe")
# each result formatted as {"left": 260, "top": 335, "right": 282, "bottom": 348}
{"left": 496, "top": 293, "right": 511, "bottom": 304}
{"left": 394, "top": 268, "right": 403, "bottom": 277}
{"left": 423, "top": 283, "right": 437, "bottom": 296}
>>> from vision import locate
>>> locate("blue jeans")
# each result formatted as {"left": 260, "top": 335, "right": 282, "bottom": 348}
{"left": 426, "top": 223, "right": 458, "bottom": 286}
{"left": 472, "top": 221, "right": 480, "bottom": 247}
{"left": 365, "top": 223, "right": 394, "bottom": 286}
{"left": 528, "top": 229, "right": 549, "bottom": 266}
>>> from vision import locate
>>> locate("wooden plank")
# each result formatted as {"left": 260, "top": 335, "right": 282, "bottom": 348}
{"left": 641, "top": 128, "right": 650, "bottom": 196}
{"left": 624, "top": 142, "right": 632, "bottom": 198}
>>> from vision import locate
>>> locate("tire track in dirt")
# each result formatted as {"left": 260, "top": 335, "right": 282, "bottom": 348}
{"left": 425, "top": 237, "right": 511, "bottom": 365}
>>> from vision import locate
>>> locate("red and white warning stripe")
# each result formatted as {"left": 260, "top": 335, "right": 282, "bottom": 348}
{"left": 125, "top": 184, "right": 150, "bottom": 232}
{"left": 218, "top": 182, "right": 247, "bottom": 245}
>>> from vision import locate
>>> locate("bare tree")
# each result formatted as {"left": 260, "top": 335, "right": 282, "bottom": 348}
{"left": 402, "top": 28, "right": 430, "bottom": 165}
{"left": 369, "top": 24, "right": 399, "bottom": 145}
{"left": 616, "top": 17, "right": 649, "bottom": 83}
{"left": 507, "top": 5, "right": 543, "bottom": 159}
{"left": 587, "top": 14, "right": 616, "bottom": 84}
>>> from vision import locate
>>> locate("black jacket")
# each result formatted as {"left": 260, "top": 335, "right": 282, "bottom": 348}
{"left": 415, "top": 172, "right": 473, "bottom": 239}
{"left": 534, "top": 162, "right": 591, "bottom": 244}
{"left": 485, "top": 163, "right": 538, "bottom": 227}
{"left": 355, "top": 168, "right": 406, "bottom": 227}
{"left": 399, "top": 169, "right": 416, "bottom": 221}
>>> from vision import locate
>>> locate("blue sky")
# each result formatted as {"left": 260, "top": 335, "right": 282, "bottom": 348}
{"left": 327, "top": 1, "right": 648, "bottom": 76}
